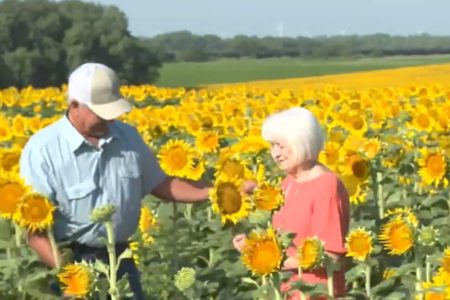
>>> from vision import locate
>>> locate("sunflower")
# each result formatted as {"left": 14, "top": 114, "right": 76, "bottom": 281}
{"left": 418, "top": 148, "right": 448, "bottom": 187}
{"left": 139, "top": 206, "right": 158, "bottom": 244}
{"left": 195, "top": 130, "right": 219, "bottom": 153}
{"left": 418, "top": 226, "right": 439, "bottom": 247}
{"left": 439, "top": 247, "right": 450, "bottom": 275}
{"left": 384, "top": 207, "right": 419, "bottom": 228}
{"left": 436, "top": 114, "right": 449, "bottom": 132}
{"left": 297, "top": 236, "right": 325, "bottom": 270}
{"left": 370, "top": 106, "right": 386, "bottom": 129}
{"left": 379, "top": 216, "right": 415, "bottom": 256}
{"left": 0, "top": 114, "right": 12, "bottom": 143}
{"left": 383, "top": 268, "right": 396, "bottom": 280}
{"left": 11, "top": 114, "right": 27, "bottom": 137}
{"left": 345, "top": 228, "right": 373, "bottom": 261}
{"left": 158, "top": 139, "right": 195, "bottom": 177}
{"left": 215, "top": 152, "right": 251, "bottom": 180}
{"left": 0, "top": 146, "right": 21, "bottom": 172}
{"left": 362, "top": 138, "right": 381, "bottom": 160}
{"left": 0, "top": 175, "right": 28, "bottom": 219}
{"left": 58, "top": 262, "right": 93, "bottom": 298}
{"left": 241, "top": 228, "right": 283, "bottom": 276}
{"left": 421, "top": 280, "right": 449, "bottom": 300}
{"left": 342, "top": 152, "right": 370, "bottom": 181}
{"left": 411, "top": 108, "right": 435, "bottom": 132}
{"left": 341, "top": 175, "right": 367, "bottom": 205}
{"left": 342, "top": 110, "right": 368, "bottom": 136}
{"left": 186, "top": 160, "right": 205, "bottom": 180}
{"left": 230, "top": 135, "right": 269, "bottom": 154}
{"left": 342, "top": 135, "right": 365, "bottom": 151}
{"left": 327, "top": 128, "right": 346, "bottom": 144}
{"left": 253, "top": 182, "right": 284, "bottom": 212}
{"left": 209, "top": 175, "right": 251, "bottom": 224}
{"left": 228, "top": 117, "right": 247, "bottom": 137}
{"left": 129, "top": 241, "right": 140, "bottom": 265}
{"left": 15, "top": 193, "right": 55, "bottom": 232}
{"left": 319, "top": 141, "right": 341, "bottom": 170}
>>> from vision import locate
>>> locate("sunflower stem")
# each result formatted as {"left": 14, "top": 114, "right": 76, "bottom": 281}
{"left": 260, "top": 276, "right": 269, "bottom": 299}
{"left": 352, "top": 280, "right": 359, "bottom": 290}
{"left": 376, "top": 172, "right": 384, "bottom": 219}
{"left": 324, "top": 255, "right": 335, "bottom": 299}
{"left": 204, "top": 207, "right": 215, "bottom": 266}
{"left": 14, "top": 223, "right": 22, "bottom": 249}
{"left": 415, "top": 253, "right": 424, "bottom": 300}
{"left": 402, "top": 188, "right": 408, "bottom": 202}
{"left": 6, "top": 246, "right": 11, "bottom": 260}
{"left": 99, "top": 292, "right": 107, "bottom": 300}
{"left": 365, "top": 263, "right": 372, "bottom": 299}
{"left": 185, "top": 203, "right": 192, "bottom": 220}
{"left": 425, "top": 255, "right": 431, "bottom": 282}
{"left": 326, "top": 268, "right": 334, "bottom": 298}
{"left": 171, "top": 201, "right": 179, "bottom": 273}
{"left": 47, "top": 229, "right": 60, "bottom": 269}
{"left": 271, "top": 274, "right": 282, "bottom": 300}
{"left": 105, "top": 221, "right": 118, "bottom": 300}
{"left": 447, "top": 200, "right": 450, "bottom": 224}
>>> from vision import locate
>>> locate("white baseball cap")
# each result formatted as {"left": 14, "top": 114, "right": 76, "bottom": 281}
{"left": 68, "top": 63, "right": 132, "bottom": 120}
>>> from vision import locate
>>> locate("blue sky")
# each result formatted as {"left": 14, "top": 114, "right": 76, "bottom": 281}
{"left": 88, "top": 0, "right": 450, "bottom": 38}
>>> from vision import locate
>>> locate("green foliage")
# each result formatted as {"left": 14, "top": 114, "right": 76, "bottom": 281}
{"left": 0, "top": 0, "right": 161, "bottom": 88}
{"left": 156, "top": 55, "right": 450, "bottom": 87}
{"left": 0, "top": 219, "right": 58, "bottom": 299}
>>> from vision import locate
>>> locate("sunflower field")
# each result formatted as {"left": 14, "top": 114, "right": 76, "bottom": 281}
{"left": 0, "top": 66, "right": 450, "bottom": 299}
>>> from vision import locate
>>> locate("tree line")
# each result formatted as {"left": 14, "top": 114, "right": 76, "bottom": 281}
{"left": 146, "top": 31, "right": 450, "bottom": 62}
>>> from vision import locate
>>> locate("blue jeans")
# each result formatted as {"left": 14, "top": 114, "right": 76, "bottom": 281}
{"left": 52, "top": 243, "right": 145, "bottom": 300}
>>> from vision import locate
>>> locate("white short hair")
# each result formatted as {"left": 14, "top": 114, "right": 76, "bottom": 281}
{"left": 261, "top": 107, "right": 325, "bottom": 163}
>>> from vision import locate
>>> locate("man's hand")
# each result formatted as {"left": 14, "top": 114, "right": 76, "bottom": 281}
{"left": 27, "top": 231, "right": 62, "bottom": 269}
{"left": 242, "top": 180, "right": 257, "bottom": 195}
{"left": 232, "top": 234, "right": 247, "bottom": 252}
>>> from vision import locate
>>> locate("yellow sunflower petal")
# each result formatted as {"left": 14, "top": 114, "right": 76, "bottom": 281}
{"left": 241, "top": 228, "right": 283, "bottom": 276}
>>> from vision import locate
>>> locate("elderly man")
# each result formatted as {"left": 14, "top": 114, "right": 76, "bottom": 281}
{"left": 19, "top": 62, "right": 255, "bottom": 299}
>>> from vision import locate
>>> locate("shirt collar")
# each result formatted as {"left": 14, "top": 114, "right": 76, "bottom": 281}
{"left": 60, "top": 115, "right": 85, "bottom": 153}
{"left": 60, "top": 114, "right": 121, "bottom": 153}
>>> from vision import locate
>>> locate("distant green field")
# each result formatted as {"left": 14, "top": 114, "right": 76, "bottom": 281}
{"left": 156, "top": 55, "right": 450, "bottom": 87}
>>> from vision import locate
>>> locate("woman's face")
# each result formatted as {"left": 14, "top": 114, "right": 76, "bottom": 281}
{"left": 269, "top": 137, "right": 299, "bottom": 173}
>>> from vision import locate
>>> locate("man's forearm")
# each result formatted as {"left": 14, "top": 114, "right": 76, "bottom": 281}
{"left": 152, "top": 177, "right": 212, "bottom": 203}
{"left": 27, "top": 232, "right": 60, "bottom": 268}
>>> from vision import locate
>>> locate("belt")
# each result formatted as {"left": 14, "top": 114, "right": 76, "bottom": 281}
{"left": 69, "top": 242, "right": 129, "bottom": 259}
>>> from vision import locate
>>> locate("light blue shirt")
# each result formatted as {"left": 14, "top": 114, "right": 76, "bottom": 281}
{"left": 19, "top": 115, "right": 166, "bottom": 246}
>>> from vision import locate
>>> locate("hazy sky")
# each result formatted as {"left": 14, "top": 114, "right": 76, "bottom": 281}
{"left": 87, "top": 0, "right": 450, "bottom": 38}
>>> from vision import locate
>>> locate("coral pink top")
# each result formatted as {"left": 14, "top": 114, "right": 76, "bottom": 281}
{"left": 272, "top": 172, "right": 350, "bottom": 299}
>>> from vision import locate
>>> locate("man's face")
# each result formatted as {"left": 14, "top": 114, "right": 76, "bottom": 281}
{"left": 69, "top": 101, "right": 113, "bottom": 138}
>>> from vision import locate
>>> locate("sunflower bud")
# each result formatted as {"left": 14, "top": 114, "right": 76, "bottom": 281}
{"left": 90, "top": 205, "right": 117, "bottom": 223}
{"left": 418, "top": 226, "right": 439, "bottom": 246}
{"left": 248, "top": 210, "right": 270, "bottom": 225}
{"left": 297, "top": 236, "right": 325, "bottom": 270}
{"left": 174, "top": 267, "right": 196, "bottom": 291}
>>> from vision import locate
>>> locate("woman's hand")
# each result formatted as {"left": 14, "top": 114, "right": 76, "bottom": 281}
{"left": 282, "top": 256, "right": 299, "bottom": 270}
{"left": 282, "top": 252, "right": 344, "bottom": 271}
{"left": 242, "top": 180, "right": 257, "bottom": 195}
{"left": 232, "top": 234, "right": 247, "bottom": 252}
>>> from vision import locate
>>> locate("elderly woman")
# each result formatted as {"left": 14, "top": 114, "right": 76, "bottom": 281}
{"left": 234, "top": 107, "right": 350, "bottom": 299}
